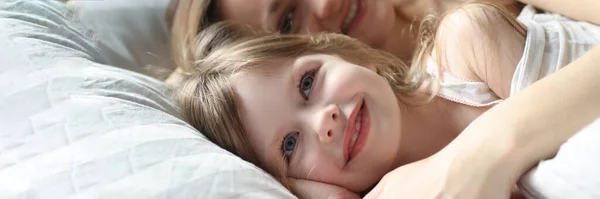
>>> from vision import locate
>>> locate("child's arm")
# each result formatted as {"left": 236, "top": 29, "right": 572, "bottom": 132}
{"left": 519, "top": 0, "right": 600, "bottom": 25}
{"left": 432, "top": 3, "right": 526, "bottom": 99}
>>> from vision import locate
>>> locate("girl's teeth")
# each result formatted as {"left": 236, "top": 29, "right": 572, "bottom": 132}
{"left": 352, "top": 109, "right": 362, "bottom": 146}
{"left": 351, "top": 130, "right": 358, "bottom": 146}
{"left": 354, "top": 110, "right": 362, "bottom": 133}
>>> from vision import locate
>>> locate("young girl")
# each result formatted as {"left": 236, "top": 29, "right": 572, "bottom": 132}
{"left": 171, "top": 2, "right": 600, "bottom": 198}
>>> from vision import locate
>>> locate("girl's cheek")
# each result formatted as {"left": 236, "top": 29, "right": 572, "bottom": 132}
{"left": 324, "top": 70, "right": 359, "bottom": 97}
{"left": 290, "top": 149, "right": 340, "bottom": 181}
{"left": 305, "top": 156, "right": 342, "bottom": 181}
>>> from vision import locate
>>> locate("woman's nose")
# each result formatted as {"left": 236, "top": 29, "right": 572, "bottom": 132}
{"left": 314, "top": 104, "right": 340, "bottom": 144}
{"left": 313, "top": 0, "right": 342, "bottom": 20}
{"left": 304, "top": 0, "right": 343, "bottom": 33}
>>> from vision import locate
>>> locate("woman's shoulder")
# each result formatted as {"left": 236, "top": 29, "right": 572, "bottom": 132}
{"left": 429, "top": 3, "right": 526, "bottom": 98}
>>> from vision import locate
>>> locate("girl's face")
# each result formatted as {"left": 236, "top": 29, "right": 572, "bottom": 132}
{"left": 217, "top": 0, "right": 396, "bottom": 51}
{"left": 234, "top": 54, "right": 403, "bottom": 192}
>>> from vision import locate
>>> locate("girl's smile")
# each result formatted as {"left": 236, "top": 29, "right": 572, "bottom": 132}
{"left": 233, "top": 54, "right": 402, "bottom": 192}
{"left": 344, "top": 98, "right": 370, "bottom": 165}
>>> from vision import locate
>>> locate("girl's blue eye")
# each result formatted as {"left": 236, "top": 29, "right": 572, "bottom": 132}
{"left": 282, "top": 134, "right": 297, "bottom": 158}
{"left": 279, "top": 10, "right": 294, "bottom": 34}
{"left": 300, "top": 72, "right": 314, "bottom": 99}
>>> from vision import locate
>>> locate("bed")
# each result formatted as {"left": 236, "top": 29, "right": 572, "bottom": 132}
{"left": 0, "top": 0, "right": 293, "bottom": 198}
{"left": 0, "top": 0, "right": 598, "bottom": 198}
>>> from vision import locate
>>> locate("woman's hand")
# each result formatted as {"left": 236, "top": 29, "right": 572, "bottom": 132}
{"left": 363, "top": 154, "right": 514, "bottom": 199}
{"left": 289, "top": 178, "right": 360, "bottom": 199}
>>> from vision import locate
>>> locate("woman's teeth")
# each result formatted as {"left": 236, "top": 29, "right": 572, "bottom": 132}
{"left": 342, "top": 0, "right": 358, "bottom": 34}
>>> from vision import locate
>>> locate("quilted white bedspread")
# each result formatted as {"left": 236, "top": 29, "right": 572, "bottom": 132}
{"left": 1, "top": 1, "right": 599, "bottom": 199}
{"left": 520, "top": 118, "right": 600, "bottom": 199}
{"left": 0, "top": 0, "right": 294, "bottom": 198}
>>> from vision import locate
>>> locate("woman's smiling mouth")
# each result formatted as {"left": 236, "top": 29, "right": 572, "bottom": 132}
{"left": 341, "top": 0, "right": 359, "bottom": 34}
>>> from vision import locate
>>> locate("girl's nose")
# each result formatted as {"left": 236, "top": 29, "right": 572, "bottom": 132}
{"left": 314, "top": 104, "right": 340, "bottom": 144}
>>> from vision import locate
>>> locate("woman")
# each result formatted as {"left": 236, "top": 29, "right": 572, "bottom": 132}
{"left": 167, "top": 0, "right": 521, "bottom": 63}
{"left": 168, "top": 0, "right": 593, "bottom": 198}
{"left": 171, "top": 3, "right": 600, "bottom": 199}
{"left": 166, "top": 0, "right": 599, "bottom": 62}
{"left": 164, "top": 0, "right": 600, "bottom": 89}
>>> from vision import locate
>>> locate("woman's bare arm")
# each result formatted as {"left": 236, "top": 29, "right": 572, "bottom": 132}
{"left": 442, "top": 45, "right": 600, "bottom": 190}
{"left": 433, "top": 3, "right": 526, "bottom": 98}
{"left": 518, "top": 0, "right": 600, "bottom": 25}
{"left": 365, "top": 43, "right": 600, "bottom": 199}
{"left": 427, "top": 2, "right": 600, "bottom": 194}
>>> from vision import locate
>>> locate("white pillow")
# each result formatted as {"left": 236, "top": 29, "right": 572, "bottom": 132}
{"left": 66, "top": 0, "right": 175, "bottom": 80}
{"left": 0, "top": 1, "right": 294, "bottom": 198}
{"left": 519, "top": 118, "right": 600, "bottom": 199}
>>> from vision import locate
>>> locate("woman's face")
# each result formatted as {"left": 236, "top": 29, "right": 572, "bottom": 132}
{"left": 217, "top": 0, "right": 396, "bottom": 50}
{"left": 234, "top": 54, "right": 403, "bottom": 192}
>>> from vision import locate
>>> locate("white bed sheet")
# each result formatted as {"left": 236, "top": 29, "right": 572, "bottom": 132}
{"left": 0, "top": 0, "right": 294, "bottom": 198}
{"left": 520, "top": 118, "right": 600, "bottom": 199}
{"left": 65, "top": 0, "right": 175, "bottom": 80}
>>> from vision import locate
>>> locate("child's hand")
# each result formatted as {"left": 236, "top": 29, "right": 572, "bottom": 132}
{"left": 289, "top": 178, "right": 360, "bottom": 199}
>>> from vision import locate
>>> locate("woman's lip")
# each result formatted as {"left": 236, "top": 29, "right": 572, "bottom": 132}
{"left": 338, "top": 0, "right": 353, "bottom": 32}
{"left": 344, "top": 0, "right": 366, "bottom": 35}
{"left": 343, "top": 98, "right": 364, "bottom": 165}
{"left": 349, "top": 101, "right": 369, "bottom": 161}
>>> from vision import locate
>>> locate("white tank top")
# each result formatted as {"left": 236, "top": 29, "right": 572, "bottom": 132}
{"left": 429, "top": 5, "right": 600, "bottom": 107}
{"left": 511, "top": 5, "right": 600, "bottom": 95}
{"left": 426, "top": 58, "right": 502, "bottom": 107}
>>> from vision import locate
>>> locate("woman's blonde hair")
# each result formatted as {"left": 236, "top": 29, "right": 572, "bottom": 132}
{"left": 168, "top": 0, "right": 219, "bottom": 72}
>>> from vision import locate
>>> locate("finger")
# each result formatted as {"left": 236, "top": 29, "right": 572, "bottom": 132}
{"left": 362, "top": 185, "right": 381, "bottom": 199}
{"left": 363, "top": 176, "right": 388, "bottom": 199}
{"left": 289, "top": 178, "right": 358, "bottom": 199}
{"left": 326, "top": 189, "right": 361, "bottom": 199}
